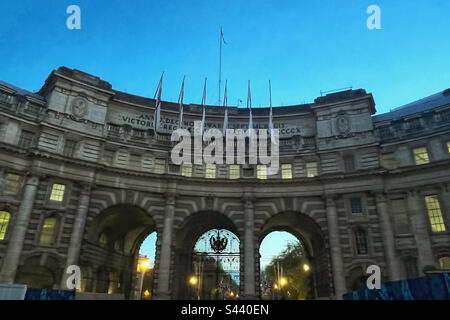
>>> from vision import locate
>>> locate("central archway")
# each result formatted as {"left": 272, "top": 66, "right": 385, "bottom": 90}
{"left": 172, "top": 211, "right": 241, "bottom": 300}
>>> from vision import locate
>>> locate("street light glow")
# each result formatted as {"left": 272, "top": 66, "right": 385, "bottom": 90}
{"left": 189, "top": 276, "right": 198, "bottom": 286}
{"left": 303, "top": 263, "right": 310, "bottom": 272}
{"left": 279, "top": 277, "right": 288, "bottom": 287}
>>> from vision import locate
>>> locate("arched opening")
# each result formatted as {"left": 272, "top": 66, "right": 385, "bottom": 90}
{"left": 15, "top": 255, "right": 61, "bottom": 289}
{"left": 84, "top": 204, "right": 157, "bottom": 299}
{"left": 172, "top": 211, "right": 240, "bottom": 300}
{"left": 191, "top": 229, "right": 240, "bottom": 300}
{"left": 258, "top": 212, "right": 331, "bottom": 299}
{"left": 260, "top": 231, "right": 312, "bottom": 300}
{"left": 137, "top": 232, "right": 157, "bottom": 299}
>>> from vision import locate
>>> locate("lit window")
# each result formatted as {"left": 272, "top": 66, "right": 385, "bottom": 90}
{"left": 18, "top": 130, "right": 34, "bottom": 149}
{"left": 447, "top": 141, "right": 450, "bottom": 155}
{"left": 205, "top": 164, "right": 216, "bottom": 179}
{"left": 438, "top": 257, "right": 450, "bottom": 270}
{"left": 257, "top": 165, "right": 267, "bottom": 180}
{"left": 0, "top": 211, "right": 11, "bottom": 241}
{"left": 413, "top": 147, "right": 429, "bottom": 165}
{"left": 306, "top": 162, "right": 318, "bottom": 178}
{"left": 344, "top": 155, "right": 355, "bottom": 172}
{"left": 354, "top": 228, "right": 368, "bottom": 255}
{"left": 4, "top": 173, "right": 21, "bottom": 194}
{"left": 99, "top": 233, "right": 108, "bottom": 248}
{"left": 424, "top": 195, "right": 446, "bottom": 232}
{"left": 181, "top": 163, "right": 193, "bottom": 177}
{"left": 229, "top": 165, "right": 240, "bottom": 180}
{"left": 281, "top": 164, "right": 292, "bottom": 179}
{"left": 39, "top": 217, "right": 57, "bottom": 245}
{"left": 154, "top": 159, "right": 166, "bottom": 174}
{"left": 63, "top": 139, "right": 77, "bottom": 157}
{"left": 49, "top": 183, "right": 66, "bottom": 202}
{"left": 350, "top": 198, "right": 363, "bottom": 214}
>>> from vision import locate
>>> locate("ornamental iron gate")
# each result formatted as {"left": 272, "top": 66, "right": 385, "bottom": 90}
{"left": 192, "top": 229, "right": 240, "bottom": 300}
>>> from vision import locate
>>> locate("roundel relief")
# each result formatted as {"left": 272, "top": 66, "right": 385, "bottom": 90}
{"left": 71, "top": 98, "right": 88, "bottom": 118}
{"left": 336, "top": 115, "right": 350, "bottom": 134}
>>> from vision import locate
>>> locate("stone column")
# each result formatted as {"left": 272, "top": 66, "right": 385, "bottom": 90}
{"left": 375, "top": 193, "right": 402, "bottom": 281}
{"left": 242, "top": 195, "right": 256, "bottom": 299}
{"left": 60, "top": 184, "right": 91, "bottom": 289}
{"left": 406, "top": 191, "right": 436, "bottom": 273}
{"left": 155, "top": 192, "right": 176, "bottom": 299}
{"left": 0, "top": 175, "right": 39, "bottom": 283}
{"left": 325, "top": 196, "right": 346, "bottom": 299}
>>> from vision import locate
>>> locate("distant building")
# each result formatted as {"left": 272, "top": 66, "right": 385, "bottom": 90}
{"left": 0, "top": 67, "right": 449, "bottom": 299}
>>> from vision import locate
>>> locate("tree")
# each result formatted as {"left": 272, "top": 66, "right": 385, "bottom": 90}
{"left": 262, "top": 240, "right": 311, "bottom": 300}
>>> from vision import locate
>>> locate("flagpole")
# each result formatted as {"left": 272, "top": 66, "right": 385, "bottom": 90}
{"left": 178, "top": 76, "right": 186, "bottom": 129}
{"left": 218, "top": 27, "right": 223, "bottom": 105}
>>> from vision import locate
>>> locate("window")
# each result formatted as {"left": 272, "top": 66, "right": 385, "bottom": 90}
{"left": 18, "top": 130, "right": 34, "bottom": 148}
{"left": 154, "top": 159, "right": 166, "bottom": 174}
{"left": 181, "top": 163, "right": 193, "bottom": 177}
{"left": 306, "top": 161, "right": 318, "bottom": 178}
{"left": 447, "top": 141, "right": 450, "bottom": 155}
{"left": 129, "top": 154, "right": 142, "bottom": 171}
{"left": 102, "top": 149, "right": 115, "bottom": 165}
{"left": 39, "top": 217, "right": 57, "bottom": 245}
{"left": 413, "top": 147, "right": 429, "bottom": 165}
{"left": 344, "top": 155, "right": 355, "bottom": 172}
{"left": 0, "top": 211, "right": 11, "bottom": 240}
{"left": 424, "top": 195, "right": 446, "bottom": 232}
{"left": 229, "top": 165, "right": 240, "bottom": 179}
{"left": 205, "top": 164, "right": 216, "bottom": 179}
{"left": 49, "top": 183, "right": 66, "bottom": 202}
{"left": 63, "top": 139, "right": 77, "bottom": 157}
{"left": 4, "top": 173, "right": 21, "bottom": 194}
{"left": 404, "top": 257, "right": 418, "bottom": 278}
{"left": 99, "top": 233, "right": 108, "bottom": 248}
{"left": 281, "top": 164, "right": 293, "bottom": 179}
{"left": 257, "top": 165, "right": 267, "bottom": 180}
{"left": 438, "top": 257, "right": 450, "bottom": 270}
{"left": 354, "top": 228, "right": 368, "bottom": 255}
{"left": 350, "top": 198, "right": 363, "bottom": 214}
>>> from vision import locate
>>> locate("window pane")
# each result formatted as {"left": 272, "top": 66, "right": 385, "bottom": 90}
{"left": 4, "top": 173, "right": 21, "bottom": 194}
{"left": 129, "top": 154, "right": 142, "bottom": 170}
{"left": 50, "top": 184, "right": 66, "bottom": 202}
{"left": 355, "top": 229, "right": 368, "bottom": 255}
{"left": 438, "top": 257, "right": 450, "bottom": 269}
{"left": 281, "top": 164, "right": 292, "bottom": 179}
{"left": 99, "top": 233, "right": 108, "bottom": 248}
{"left": 257, "top": 165, "right": 267, "bottom": 180}
{"left": 413, "top": 147, "right": 430, "bottom": 165}
{"left": 39, "top": 217, "right": 57, "bottom": 245}
{"left": 447, "top": 142, "right": 450, "bottom": 155}
{"left": 344, "top": 156, "right": 355, "bottom": 172}
{"left": 424, "top": 195, "right": 446, "bottom": 232}
{"left": 350, "top": 198, "right": 363, "bottom": 214}
{"left": 0, "top": 211, "right": 11, "bottom": 241}
{"left": 306, "top": 162, "right": 318, "bottom": 177}
{"left": 229, "top": 165, "right": 240, "bottom": 179}
{"left": 181, "top": 164, "right": 193, "bottom": 177}
{"left": 63, "top": 140, "right": 77, "bottom": 157}
{"left": 154, "top": 159, "right": 165, "bottom": 174}
{"left": 205, "top": 164, "right": 216, "bottom": 179}
{"left": 18, "top": 130, "right": 34, "bottom": 148}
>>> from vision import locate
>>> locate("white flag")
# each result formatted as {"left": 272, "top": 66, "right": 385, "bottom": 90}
{"left": 178, "top": 76, "right": 185, "bottom": 129}
{"left": 153, "top": 73, "right": 164, "bottom": 134}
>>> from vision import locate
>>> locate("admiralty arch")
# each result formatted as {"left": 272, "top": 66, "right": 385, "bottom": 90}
{"left": 0, "top": 67, "right": 450, "bottom": 299}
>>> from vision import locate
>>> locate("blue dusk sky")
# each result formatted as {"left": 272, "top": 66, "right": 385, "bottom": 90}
{"left": 1, "top": 0, "right": 450, "bottom": 114}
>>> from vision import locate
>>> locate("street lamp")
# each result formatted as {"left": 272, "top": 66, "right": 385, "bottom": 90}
{"left": 303, "top": 263, "right": 310, "bottom": 272}
{"left": 189, "top": 275, "right": 199, "bottom": 300}
{"left": 137, "top": 256, "right": 151, "bottom": 300}
{"left": 279, "top": 277, "right": 288, "bottom": 287}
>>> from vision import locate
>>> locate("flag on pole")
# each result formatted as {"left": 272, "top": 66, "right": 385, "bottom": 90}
{"left": 178, "top": 76, "right": 186, "bottom": 129}
{"left": 268, "top": 80, "right": 277, "bottom": 144}
{"left": 220, "top": 27, "right": 228, "bottom": 45}
{"left": 153, "top": 72, "right": 164, "bottom": 135}
{"left": 200, "top": 78, "right": 207, "bottom": 134}
{"left": 222, "top": 80, "right": 228, "bottom": 135}
{"left": 247, "top": 80, "right": 253, "bottom": 131}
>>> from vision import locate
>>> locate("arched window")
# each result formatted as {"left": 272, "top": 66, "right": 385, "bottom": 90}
{"left": 354, "top": 228, "right": 368, "bottom": 255}
{"left": 438, "top": 256, "right": 450, "bottom": 270}
{"left": 0, "top": 211, "right": 11, "bottom": 240}
{"left": 39, "top": 217, "right": 58, "bottom": 245}
{"left": 99, "top": 233, "right": 108, "bottom": 248}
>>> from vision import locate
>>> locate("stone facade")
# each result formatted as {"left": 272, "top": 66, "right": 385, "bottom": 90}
{"left": 0, "top": 67, "right": 449, "bottom": 299}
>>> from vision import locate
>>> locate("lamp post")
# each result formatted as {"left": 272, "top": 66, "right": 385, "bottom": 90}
{"left": 137, "top": 256, "right": 151, "bottom": 300}
{"left": 189, "top": 275, "right": 199, "bottom": 300}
